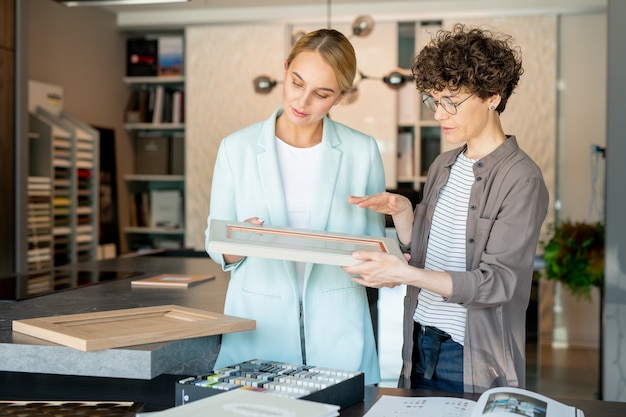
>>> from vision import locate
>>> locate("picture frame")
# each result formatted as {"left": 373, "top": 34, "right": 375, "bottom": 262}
{"left": 207, "top": 219, "right": 406, "bottom": 267}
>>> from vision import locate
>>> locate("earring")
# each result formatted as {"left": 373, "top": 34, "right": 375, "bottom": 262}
{"left": 489, "top": 105, "right": 496, "bottom": 110}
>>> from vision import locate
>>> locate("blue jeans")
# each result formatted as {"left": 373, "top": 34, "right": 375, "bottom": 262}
{"left": 411, "top": 322, "right": 464, "bottom": 392}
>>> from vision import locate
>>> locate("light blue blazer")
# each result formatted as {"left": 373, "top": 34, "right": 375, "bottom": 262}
{"left": 205, "top": 108, "right": 386, "bottom": 385}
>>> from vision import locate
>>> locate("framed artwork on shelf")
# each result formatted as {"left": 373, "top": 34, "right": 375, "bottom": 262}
{"left": 207, "top": 219, "right": 406, "bottom": 267}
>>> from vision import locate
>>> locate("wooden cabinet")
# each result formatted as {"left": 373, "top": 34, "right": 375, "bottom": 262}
{"left": 0, "top": 0, "right": 15, "bottom": 275}
{"left": 0, "top": 0, "right": 14, "bottom": 49}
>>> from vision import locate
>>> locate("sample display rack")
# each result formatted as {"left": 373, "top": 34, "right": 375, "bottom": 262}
{"left": 28, "top": 106, "right": 99, "bottom": 272}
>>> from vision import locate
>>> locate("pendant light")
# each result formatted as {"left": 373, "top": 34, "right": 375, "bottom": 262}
{"left": 252, "top": 1, "right": 409, "bottom": 101}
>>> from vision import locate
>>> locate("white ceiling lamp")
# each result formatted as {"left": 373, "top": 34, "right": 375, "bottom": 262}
{"left": 57, "top": 0, "right": 189, "bottom": 7}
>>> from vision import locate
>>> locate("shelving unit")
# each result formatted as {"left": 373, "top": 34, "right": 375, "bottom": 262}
{"left": 124, "top": 174, "right": 184, "bottom": 251}
{"left": 122, "top": 37, "right": 186, "bottom": 251}
{"left": 394, "top": 21, "right": 443, "bottom": 191}
{"left": 56, "top": 111, "right": 99, "bottom": 264}
{"left": 28, "top": 107, "right": 99, "bottom": 272}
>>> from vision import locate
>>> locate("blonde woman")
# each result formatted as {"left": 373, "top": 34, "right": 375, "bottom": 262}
{"left": 206, "top": 29, "right": 385, "bottom": 385}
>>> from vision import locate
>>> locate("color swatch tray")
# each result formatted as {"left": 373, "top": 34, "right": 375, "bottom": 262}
{"left": 175, "top": 359, "right": 364, "bottom": 410}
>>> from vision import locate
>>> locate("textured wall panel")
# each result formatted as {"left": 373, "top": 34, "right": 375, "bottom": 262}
{"left": 444, "top": 16, "right": 557, "bottom": 236}
{"left": 185, "top": 25, "right": 285, "bottom": 250}
{"left": 327, "top": 22, "right": 399, "bottom": 189}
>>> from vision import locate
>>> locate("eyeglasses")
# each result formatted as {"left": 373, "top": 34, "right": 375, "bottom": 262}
{"left": 422, "top": 94, "right": 473, "bottom": 115}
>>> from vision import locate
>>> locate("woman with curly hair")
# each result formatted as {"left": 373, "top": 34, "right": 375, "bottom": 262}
{"left": 343, "top": 24, "right": 549, "bottom": 393}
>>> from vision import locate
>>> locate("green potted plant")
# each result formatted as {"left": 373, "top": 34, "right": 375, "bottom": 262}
{"left": 540, "top": 220, "right": 604, "bottom": 301}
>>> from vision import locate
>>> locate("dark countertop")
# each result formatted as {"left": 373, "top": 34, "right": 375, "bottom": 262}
{"left": 0, "top": 255, "right": 233, "bottom": 379}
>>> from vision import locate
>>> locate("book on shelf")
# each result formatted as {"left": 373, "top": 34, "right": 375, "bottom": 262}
{"left": 158, "top": 35, "right": 184, "bottom": 76}
{"left": 139, "top": 88, "right": 151, "bottom": 122}
{"left": 172, "top": 90, "right": 184, "bottom": 124}
{"left": 129, "top": 191, "right": 151, "bottom": 228}
{"left": 127, "top": 87, "right": 152, "bottom": 124}
{"left": 125, "top": 84, "right": 184, "bottom": 125}
{"left": 140, "top": 191, "right": 150, "bottom": 228}
{"left": 161, "top": 89, "right": 173, "bottom": 123}
{"left": 124, "top": 89, "right": 141, "bottom": 123}
{"left": 143, "top": 388, "right": 339, "bottom": 417}
{"left": 150, "top": 189, "right": 182, "bottom": 229}
{"left": 363, "top": 386, "right": 585, "bottom": 417}
{"left": 397, "top": 129, "right": 414, "bottom": 179}
{"left": 129, "top": 193, "right": 138, "bottom": 227}
{"left": 152, "top": 85, "right": 165, "bottom": 124}
{"left": 126, "top": 37, "right": 158, "bottom": 77}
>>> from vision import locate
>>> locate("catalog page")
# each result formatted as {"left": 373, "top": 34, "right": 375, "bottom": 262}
{"left": 364, "top": 387, "right": 584, "bottom": 417}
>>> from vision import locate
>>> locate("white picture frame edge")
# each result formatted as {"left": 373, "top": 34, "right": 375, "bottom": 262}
{"left": 207, "top": 219, "right": 406, "bottom": 267}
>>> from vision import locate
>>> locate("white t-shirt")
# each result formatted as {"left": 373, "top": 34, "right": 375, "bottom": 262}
{"left": 276, "top": 137, "right": 322, "bottom": 297}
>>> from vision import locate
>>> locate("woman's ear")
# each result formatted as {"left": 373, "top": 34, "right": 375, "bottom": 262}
{"left": 488, "top": 94, "right": 502, "bottom": 110}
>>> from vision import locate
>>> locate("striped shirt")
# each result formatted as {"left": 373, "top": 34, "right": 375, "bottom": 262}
{"left": 414, "top": 152, "right": 475, "bottom": 345}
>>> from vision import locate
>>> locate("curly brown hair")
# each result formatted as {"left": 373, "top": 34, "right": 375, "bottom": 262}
{"left": 411, "top": 23, "right": 523, "bottom": 113}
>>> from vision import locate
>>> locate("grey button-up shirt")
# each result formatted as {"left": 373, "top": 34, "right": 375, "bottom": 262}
{"left": 398, "top": 136, "right": 549, "bottom": 393}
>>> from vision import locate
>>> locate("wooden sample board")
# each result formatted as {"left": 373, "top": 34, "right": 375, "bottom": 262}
{"left": 131, "top": 273, "right": 215, "bottom": 288}
{"left": 12, "top": 305, "right": 255, "bottom": 352}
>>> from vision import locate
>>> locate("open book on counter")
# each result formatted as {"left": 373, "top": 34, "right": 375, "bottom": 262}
{"left": 364, "top": 387, "right": 585, "bottom": 417}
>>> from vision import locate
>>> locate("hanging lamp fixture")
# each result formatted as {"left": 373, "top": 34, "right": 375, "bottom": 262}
{"left": 252, "top": 1, "right": 411, "bottom": 102}
{"left": 252, "top": 75, "right": 279, "bottom": 95}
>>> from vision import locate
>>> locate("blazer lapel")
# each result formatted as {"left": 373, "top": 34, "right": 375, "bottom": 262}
{"left": 256, "top": 110, "right": 298, "bottom": 285}
{"left": 256, "top": 109, "right": 288, "bottom": 227}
